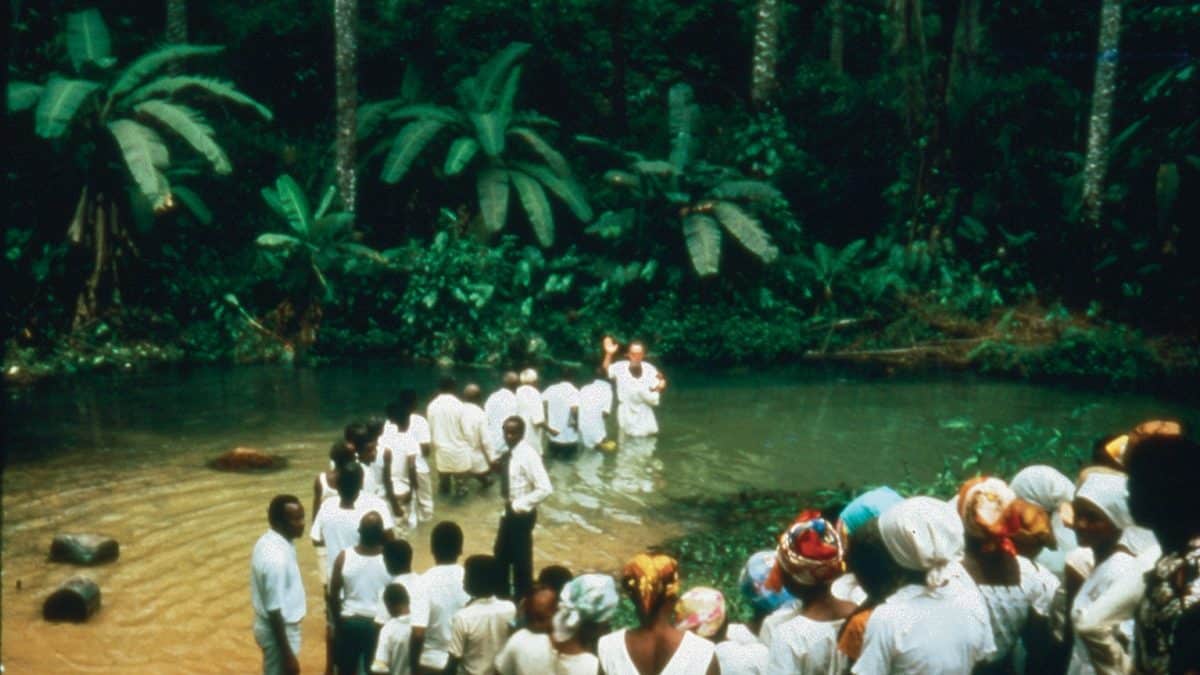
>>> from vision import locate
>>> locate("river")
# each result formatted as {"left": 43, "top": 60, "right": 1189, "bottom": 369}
{"left": 3, "top": 364, "right": 1196, "bottom": 672}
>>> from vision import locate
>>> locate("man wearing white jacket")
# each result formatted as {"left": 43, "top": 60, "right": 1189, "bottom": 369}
{"left": 601, "top": 336, "right": 666, "bottom": 438}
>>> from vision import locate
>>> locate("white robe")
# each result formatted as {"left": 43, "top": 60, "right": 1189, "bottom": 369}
{"left": 484, "top": 389, "right": 518, "bottom": 457}
{"left": 577, "top": 379, "right": 613, "bottom": 448}
{"left": 607, "top": 360, "right": 660, "bottom": 437}
{"left": 541, "top": 381, "right": 581, "bottom": 444}
{"left": 427, "top": 393, "right": 472, "bottom": 474}
{"left": 460, "top": 402, "right": 491, "bottom": 474}
{"left": 515, "top": 384, "right": 546, "bottom": 450}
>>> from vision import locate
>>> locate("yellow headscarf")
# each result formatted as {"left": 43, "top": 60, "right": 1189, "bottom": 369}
{"left": 621, "top": 553, "right": 680, "bottom": 616}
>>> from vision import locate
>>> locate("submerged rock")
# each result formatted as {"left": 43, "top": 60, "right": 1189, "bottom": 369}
{"left": 43, "top": 576, "right": 101, "bottom": 622}
{"left": 208, "top": 446, "right": 288, "bottom": 472}
{"left": 49, "top": 534, "right": 119, "bottom": 566}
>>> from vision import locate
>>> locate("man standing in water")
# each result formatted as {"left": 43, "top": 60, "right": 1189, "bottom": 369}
{"left": 427, "top": 376, "right": 472, "bottom": 497}
{"left": 493, "top": 416, "right": 553, "bottom": 600}
{"left": 461, "top": 383, "right": 494, "bottom": 487}
{"left": 484, "top": 372, "right": 520, "bottom": 459}
{"left": 601, "top": 336, "right": 666, "bottom": 438}
{"left": 251, "top": 495, "right": 306, "bottom": 675}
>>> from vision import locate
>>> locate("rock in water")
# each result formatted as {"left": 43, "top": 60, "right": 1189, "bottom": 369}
{"left": 49, "top": 534, "right": 119, "bottom": 566}
{"left": 43, "top": 576, "right": 101, "bottom": 622}
{"left": 209, "top": 446, "right": 287, "bottom": 472}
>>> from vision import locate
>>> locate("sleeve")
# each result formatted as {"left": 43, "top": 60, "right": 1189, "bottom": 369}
{"left": 530, "top": 393, "right": 546, "bottom": 425}
{"left": 309, "top": 503, "right": 325, "bottom": 543}
{"left": 636, "top": 386, "right": 661, "bottom": 407}
{"left": 370, "top": 623, "right": 395, "bottom": 674}
{"left": 1072, "top": 558, "right": 1144, "bottom": 675}
{"left": 851, "top": 608, "right": 893, "bottom": 675}
{"left": 606, "top": 362, "right": 618, "bottom": 379}
{"left": 448, "top": 613, "right": 466, "bottom": 658}
{"left": 511, "top": 453, "right": 553, "bottom": 514}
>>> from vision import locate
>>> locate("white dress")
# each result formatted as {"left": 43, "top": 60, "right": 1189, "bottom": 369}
{"left": 1067, "top": 550, "right": 1141, "bottom": 675}
{"left": 577, "top": 379, "right": 613, "bottom": 448}
{"left": 766, "top": 616, "right": 846, "bottom": 675}
{"left": 607, "top": 361, "right": 660, "bottom": 437}
{"left": 597, "top": 629, "right": 715, "bottom": 675}
{"left": 718, "top": 623, "right": 770, "bottom": 675}
{"left": 542, "top": 382, "right": 581, "bottom": 444}
{"left": 460, "top": 402, "right": 491, "bottom": 473}
{"left": 515, "top": 384, "right": 546, "bottom": 449}
{"left": 555, "top": 651, "right": 599, "bottom": 675}
{"left": 852, "top": 583, "right": 995, "bottom": 675}
{"left": 484, "top": 388, "right": 519, "bottom": 456}
{"left": 976, "top": 555, "right": 1060, "bottom": 664}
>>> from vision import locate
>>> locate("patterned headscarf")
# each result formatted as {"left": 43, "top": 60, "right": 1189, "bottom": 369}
{"left": 552, "top": 574, "right": 620, "bottom": 642}
{"left": 738, "top": 550, "right": 795, "bottom": 615}
{"left": 767, "top": 509, "right": 845, "bottom": 591}
{"left": 958, "top": 476, "right": 1021, "bottom": 556}
{"left": 838, "top": 487, "right": 904, "bottom": 539}
{"left": 674, "top": 587, "right": 726, "bottom": 639}
{"left": 621, "top": 553, "right": 680, "bottom": 616}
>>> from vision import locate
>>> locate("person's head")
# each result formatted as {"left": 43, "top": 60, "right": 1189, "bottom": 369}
{"left": 738, "top": 550, "right": 795, "bottom": 627}
{"left": 524, "top": 585, "right": 559, "bottom": 635}
{"left": 627, "top": 341, "right": 646, "bottom": 365}
{"left": 957, "top": 476, "right": 1020, "bottom": 556}
{"left": 385, "top": 399, "right": 409, "bottom": 426}
{"left": 1125, "top": 434, "right": 1200, "bottom": 547}
{"left": 366, "top": 416, "right": 385, "bottom": 439}
{"left": 268, "top": 494, "right": 305, "bottom": 540}
{"left": 837, "top": 486, "right": 903, "bottom": 555}
{"left": 337, "top": 462, "right": 364, "bottom": 502}
{"left": 503, "top": 416, "right": 526, "bottom": 448}
{"left": 502, "top": 371, "right": 520, "bottom": 391}
{"left": 464, "top": 555, "right": 502, "bottom": 598}
{"left": 438, "top": 375, "right": 457, "bottom": 394}
{"left": 620, "top": 552, "right": 680, "bottom": 623}
{"left": 431, "top": 521, "right": 464, "bottom": 564}
{"left": 383, "top": 583, "right": 410, "bottom": 619}
{"left": 767, "top": 510, "right": 846, "bottom": 599}
{"left": 329, "top": 441, "right": 357, "bottom": 470}
{"left": 674, "top": 587, "right": 727, "bottom": 641}
{"left": 552, "top": 574, "right": 620, "bottom": 647}
{"left": 519, "top": 368, "right": 538, "bottom": 386}
{"left": 877, "top": 496, "right": 966, "bottom": 589}
{"left": 1090, "top": 433, "right": 1128, "bottom": 471}
{"left": 537, "top": 565, "right": 574, "bottom": 595}
{"left": 1010, "top": 465, "right": 1075, "bottom": 514}
{"left": 382, "top": 539, "right": 414, "bottom": 575}
{"left": 845, "top": 518, "right": 905, "bottom": 601}
{"left": 345, "top": 421, "right": 375, "bottom": 464}
{"left": 1069, "top": 472, "right": 1133, "bottom": 551}
{"left": 359, "top": 511, "right": 386, "bottom": 547}
{"left": 462, "top": 383, "right": 482, "bottom": 404}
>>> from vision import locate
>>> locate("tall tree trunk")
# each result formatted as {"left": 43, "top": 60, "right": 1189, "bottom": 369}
{"left": 829, "top": 0, "right": 845, "bottom": 73}
{"left": 334, "top": 0, "right": 358, "bottom": 215}
{"left": 610, "top": 0, "right": 628, "bottom": 135}
{"left": 751, "top": 0, "right": 781, "bottom": 107}
{"left": 1082, "top": 0, "right": 1122, "bottom": 227}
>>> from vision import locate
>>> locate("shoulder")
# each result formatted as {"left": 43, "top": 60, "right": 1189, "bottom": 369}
{"left": 253, "top": 532, "right": 291, "bottom": 566}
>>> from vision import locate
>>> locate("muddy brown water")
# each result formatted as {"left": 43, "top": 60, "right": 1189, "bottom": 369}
{"left": 3, "top": 364, "right": 1196, "bottom": 672}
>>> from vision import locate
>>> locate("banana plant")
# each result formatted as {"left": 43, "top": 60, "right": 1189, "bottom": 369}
{"left": 369, "top": 42, "right": 591, "bottom": 247}
{"left": 7, "top": 9, "right": 270, "bottom": 327}
{"left": 794, "top": 239, "right": 866, "bottom": 303}
{"left": 586, "top": 83, "right": 783, "bottom": 277}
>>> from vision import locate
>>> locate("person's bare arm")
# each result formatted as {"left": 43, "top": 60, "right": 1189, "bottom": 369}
{"left": 329, "top": 551, "right": 346, "bottom": 623}
{"left": 312, "top": 475, "right": 323, "bottom": 529}
{"left": 267, "top": 608, "right": 300, "bottom": 675}
{"left": 383, "top": 449, "right": 404, "bottom": 519}
{"left": 409, "top": 626, "right": 425, "bottom": 672}
{"left": 441, "top": 655, "right": 460, "bottom": 675}
{"left": 407, "top": 455, "right": 419, "bottom": 500}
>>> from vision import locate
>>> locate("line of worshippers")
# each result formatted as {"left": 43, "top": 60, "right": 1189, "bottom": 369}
{"left": 254, "top": 416, "right": 1199, "bottom": 674}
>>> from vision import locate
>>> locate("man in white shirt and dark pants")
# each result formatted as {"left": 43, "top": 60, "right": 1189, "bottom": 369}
{"left": 601, "top": 336, "right": 666, "bottom": 438}
{"left": 251, "top": 494, "right": 307, "bottom": 675}
{"left": 492, "top": 416, "right": 553, "bottom": 601}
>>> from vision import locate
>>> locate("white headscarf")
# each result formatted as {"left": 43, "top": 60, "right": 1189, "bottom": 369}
{"left": 551, "top": 574, "right": 619, "bottom": 643}
{"left": 1011, "top": 465, "right": 1075, "bottom": 513}
{"left": 1075, "top": 472, "right": 1134, "bottom": 530}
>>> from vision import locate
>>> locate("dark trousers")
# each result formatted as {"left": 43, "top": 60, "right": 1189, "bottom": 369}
{"left": 494, "top": 504, "right": 537, "bottom": 600}
{"left": 335, "top": 615, "right": 379, "bottom": 675}
{"left": 548, "top": 441, "right": 579, "bottom": 460}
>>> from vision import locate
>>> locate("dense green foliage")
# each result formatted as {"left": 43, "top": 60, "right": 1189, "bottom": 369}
{"left": 5, "top": 1, "right": 1198, "bottom": 384}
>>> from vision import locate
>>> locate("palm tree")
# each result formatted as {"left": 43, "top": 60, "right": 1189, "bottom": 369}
{"left": 1081, "top": 0, "right": 1123, "bottom": 227}
{"left": 7, "top": 9, "right": 271, "bottom": 327}
{"left": 333, "top": 0, "right": 358, "bottom": 215}
{"left": 751, "top": 0, "right": 782, "bottom": 106}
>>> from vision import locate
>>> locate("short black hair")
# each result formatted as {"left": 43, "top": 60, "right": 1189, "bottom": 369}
{"left": 345, "top": 421, "right": 372, "bottom": 450}
{"left": 431, "top": 521, "right": 464, "bottom": 562}
{"left": 503, "top": 416, "right": 526, "bottom": 434}
{"left": 359, "top": 511, "right": 386, "bottom": 546}
{"left": 384, "top": 582, "right": 410, "bottom": 608}
{"left": 383, "top": 539, "right": 414, "bottom": 575}
{"left": 337, "top": 462, "right": 365, "bottom": 497}
{"left": 366, "top": 416, "right": 385, "bottom": 438}
{"left": 464, "top": 554, "right": 502, "bottom": 597}
{"left": 329, "top": 441, "right": 357, "bottom": 468}
{"left": 536, "top": 565, "right": 574, "bottom": 594}
{"left": 385, "top": 399, "right": 410, "bottom": 424}
{"left": 268, "top": 494, "right": 301, "bottom": 526}
{"left": 439, "top": 375, "right": 457, "bottom": 393}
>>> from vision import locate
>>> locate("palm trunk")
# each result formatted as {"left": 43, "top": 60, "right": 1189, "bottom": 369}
{"left": 1081, "top": 0, "right": 1122, "bottom": 227}
{"left": 72, "top": 191, "right": 118, "bottom": 330}
{"left": 829, "top": 0, "right": 845, "bottom": 73}
{"left": 334, "top": 0, "right": 358, "bottom": 215}
{"left": 751, "top": 0, "right": 781, "bottom": 107}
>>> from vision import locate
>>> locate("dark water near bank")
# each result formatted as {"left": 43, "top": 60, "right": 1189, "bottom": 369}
{"left": 3, "top": 364, "right": 1197, "bottom": 672}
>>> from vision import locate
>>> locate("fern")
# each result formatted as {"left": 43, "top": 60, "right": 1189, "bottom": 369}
{"left": 444, "top": 137, "right": 481, "bottom": 176}
{"left": 509, "top": 127, "right": 570, "bottom": 176}
{"left": 477, "top": 169, "right": 511, "bottom": 233}
{"left": 473, "top": 42, "right": 531, "bottom": 111}
{"left": 712, "top": 201, "right": 778, "bottom": 263}
{"left": 66, "top": 9, "right": 113, "bottom": 72}
{"left": 684, "top": 213, "right": 722, "bottom": 276}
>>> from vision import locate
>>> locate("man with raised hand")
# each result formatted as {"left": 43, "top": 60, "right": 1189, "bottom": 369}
{"left": 600, "top": 336, "right": 666, "bottom": 438}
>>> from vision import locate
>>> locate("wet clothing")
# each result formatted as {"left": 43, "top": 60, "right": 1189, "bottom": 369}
{"left": 607, "top": 361, "right": 660, "bottom": 437}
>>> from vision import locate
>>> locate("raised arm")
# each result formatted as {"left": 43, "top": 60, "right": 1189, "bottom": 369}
{"left": 600, "top": 335, "right": 619, "bottom": 374}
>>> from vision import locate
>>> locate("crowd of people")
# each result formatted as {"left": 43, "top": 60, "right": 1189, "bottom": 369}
{"left": 250, "top": 338, "right": 1199, "bottom": 674}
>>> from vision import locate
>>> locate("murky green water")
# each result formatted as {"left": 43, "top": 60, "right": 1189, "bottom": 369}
{"left": 3, "top": 364, "right": 1196, "bottom": 672}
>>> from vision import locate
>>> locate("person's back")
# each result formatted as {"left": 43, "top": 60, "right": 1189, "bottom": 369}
{"left": 715, "top": 623, "right": 768, "bottom": 675}
{"left": 576, "top": 377, "right": 613, "bottom": 449}
{"left": 312, "top": 464, "right": 394, "bottom": 579}
{"left": 428, "top": 381, "right": 471, "bottom": 474}
{"left": 485, "top": 374, "right": 520, "bottom": 456}
{"left": 448, "top": 555, "right": 517, "bottom": 675}
{"left": 514, "top": 370, "right": 545, "bottom": 449}
{"left": 542, "top": 379, "right": 580, "bottom": 447}
{"left": 420, "top": 522, "right": 470, "bottom": 672}
{"left": 494, "top": 586, "right": 557, "bottom": 675}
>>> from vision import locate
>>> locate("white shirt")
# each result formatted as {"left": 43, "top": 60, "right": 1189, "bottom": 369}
{"left": 1067, "top": 550, "right": 1141, "bottom": 675}
{"left": 371, "top": 615, "right": 413, "bottom": 675}
{"left": 853, "top": 583, "right": 995, "bottom": 674}
{"left": 541, "top": 382, "right": 581, "bottom": 444}
{"left": 504, "top": 440, "right": 553, "bottom": 514}
{"left": 607, "top": 361, "right": 660, "bottom": 437}
{"left": 460, "top": 402, "right": 491, "bottom": 471}
{"left": 251, "top": 529, "right": 306, "bottom": 624}
{"left": 310, "top": 494, "right": 395, "bottom": 580}
{"left": 378, "top": 420, "right": 423, "bottom": 495}
{"left": 494, "top": 627, "right": 555, "bottom": 675}
{"left": 428, "top": 393, "right": 473, "bottom": 474}
{"left": 376, "top": 571, "right": 431, "bottom": 627}
{"left": 515, "top": 384, "right": 546, "bottom": 447}
{"left": 597, "top": 629, "right": 715, "bottom": 675}
{"left": 977, "top": 555, "right": 1060, "bottom": 663}
{"left": 484, "top": 389, "right": 519, "bottom": 457}
{"left": 340, "top": 547, "right": 391, "bottom": 618}
{"left": 765, "top": 616, "right": 844, "bottom": 675}
{"left": 409, "top": 414, "right": 432, "bottom": 473}
{"left": 420, "top": 563, "right": 470, "bottom": 670}
{"left": 576, "top": 379, "right": 613, "bottom": 448}
{"left": 758, "top": 601, "right": 802, "bottom": 648}
{"left": 555, "top": 651, "right": 600, "bottom": 675}
{"left": 718, "top": 623, "right": 769, "bottom": 675}
{"left": 448, "top": 596, "right": 518, "bottom": 675}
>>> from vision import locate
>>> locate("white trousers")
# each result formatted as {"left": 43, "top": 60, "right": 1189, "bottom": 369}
{"left": 253, "top": 617, "right": 301, "bottom": 675}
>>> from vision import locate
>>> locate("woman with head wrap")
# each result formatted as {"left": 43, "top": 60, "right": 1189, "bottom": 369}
{"left": 1011, "top": 465, "right": 1080, "bottom": 579}
{"left": 759, "top": 510, "right": 855, "bottom": 675}
{"left": 957, "top": 477, "right": 1063, "bottom": 674}
{"left": 676, "top": 587, "right": 767, "bottom": 675}
{"left": 852, "top": 496, "right": 997, "bottom": 674}
{"left": 597, "top": 553, "right": 718, "bottom": 675}
{"left": 551, "top": 574, "right": 618, "bottom": 675}
{"left": 738, "top": 550, "right": 795, "bottom": 635}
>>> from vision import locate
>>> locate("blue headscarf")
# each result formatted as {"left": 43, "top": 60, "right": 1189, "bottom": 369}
{"left": 837, "top": 486, "right": 903, "bottom": 537}
{"left": 738, "top": 550, "right": 794, "bottom": 615}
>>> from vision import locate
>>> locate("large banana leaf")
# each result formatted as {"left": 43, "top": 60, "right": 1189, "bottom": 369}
{"left": 683, "top": 213, "right": 722, "bottom": 276}
{"left": 381, "top": 118, "right": 446, "bottom": 183}
{"left": 668, "top": 83, "right": 697, "bottom": 172}
{"left": 126, "top": 76, "right": 272, "bottom": 120}
{"left": 357, "top": 97, "right": 410, "bottom": 139}
{"left": 170, "top": 185, "right": 213, "bottom": 224}
{"left": 314, "top": 185, "right": 337, "bottom": 220}
{"left": 511, "top": 171, "right": 554, "bottom": 247}
{"left": 712, "top": 201, "right": 778, "bottom": 264}
{"left": 711, "top": 180, "right": 783, "bottom": 203}
{"left": 495, "top": 66, "right": 522, "bottom": 120}
{"left": 35, "top": 77, "right": 101, "bottom": 138}
{"left": 473, "top": 42, "right": 531, "bottom": 111}
{"left": 8, "top": 82, "right": 43, "bottom": 112}
{"left": 509, "top": 127, "right": 570, "bottom": 177}
{"left": 66, "top": 9, "right": 113, "bottom": 72}
{"left": 134, "top": 100, "right": 231, "bottom": 174}
{"left": 386, "top": 104, "right": 463, "bottom": 124}
{"left": 108, "top": 120, "right": 170, "bottom": 208}
{"left": 470, "top": 112, "right": 506, "bottom": 157}
{"left": 108, "top": 45, "right": 224, "bottom": 103}
{"left": 444, "top": 137, "right": 480, "bottom": 175}
{"left": 272, "top": 174, "right": 314, "bottom": 237}
{"left": 477, "top": 169, "right": 510, "bottom": 234}
{"left": 256, "top": 233, "right": 303, "bottom": 249}
{"left": 513, "top": 162, "right": 592, "bottom": 222}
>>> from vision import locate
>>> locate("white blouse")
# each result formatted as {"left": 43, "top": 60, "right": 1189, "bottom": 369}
{"left": 598, "top": 629, "right": 715, "bottom": 675}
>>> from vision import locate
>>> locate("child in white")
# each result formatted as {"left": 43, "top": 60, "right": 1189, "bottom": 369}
{"left": 372, "top": 583, "right": 413, "bottom": 675}
{"left": 447, "top": 555, "right": 518, "bottom": 675}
